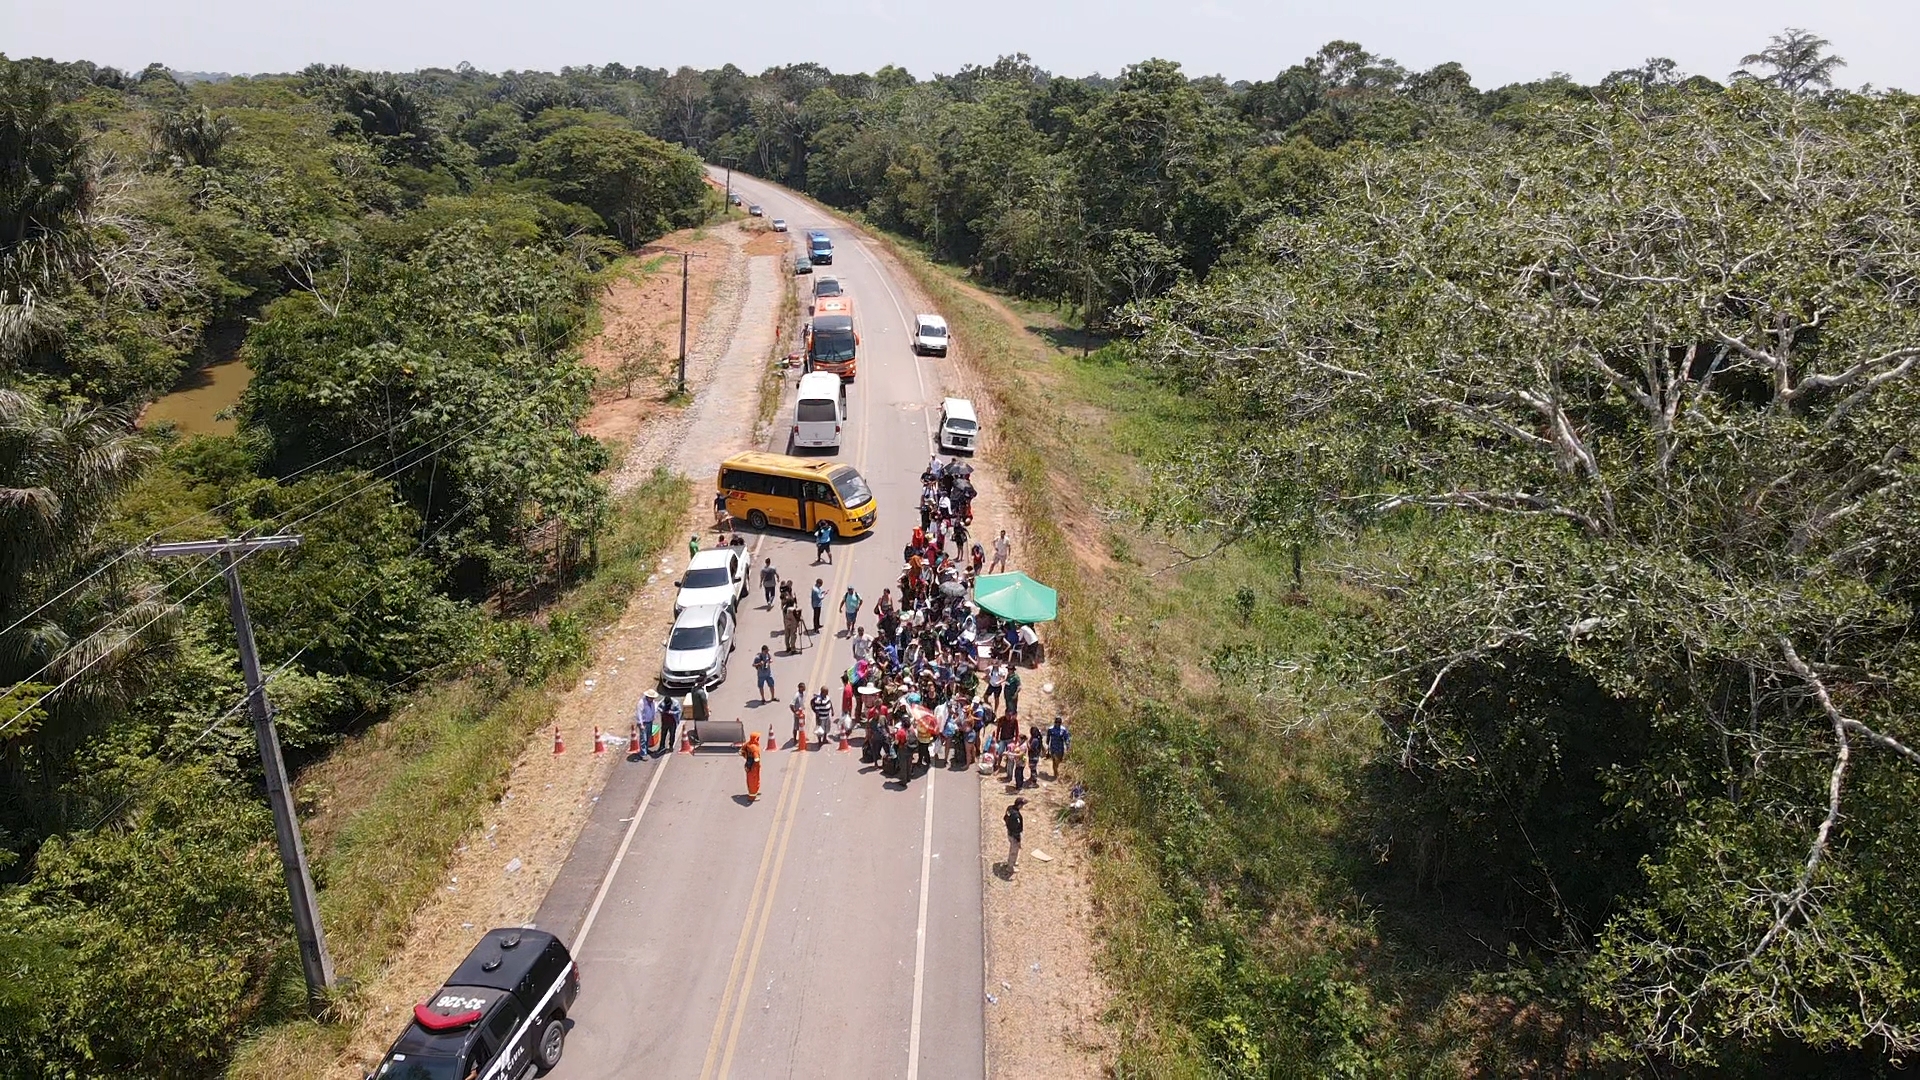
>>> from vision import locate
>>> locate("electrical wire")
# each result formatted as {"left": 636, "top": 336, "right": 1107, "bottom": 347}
{"left": 1, "top": 394, "right": 545, "bottom": 715}
{"left": 75, "top": 496, "right": 481, "bottom": 834}
{"left": 0, "top": 408, "right": 441, "bottom": 643}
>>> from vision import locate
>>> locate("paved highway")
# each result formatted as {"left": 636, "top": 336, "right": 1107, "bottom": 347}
{"left": 536, "top": 172, "right": 987, "bottom": 1079}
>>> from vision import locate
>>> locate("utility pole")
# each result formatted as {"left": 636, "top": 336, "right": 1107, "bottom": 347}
{"left": 723, "top": 157, "right": 734, "bottom": 212}
{"left": 679, "top": 251, "right": 691, "bottom": 391}
{"left": 641, "top": 247, "right": 708, "bottom": 394}
{"left": 147, "top": 534, "right": 335, "bottom": 1012}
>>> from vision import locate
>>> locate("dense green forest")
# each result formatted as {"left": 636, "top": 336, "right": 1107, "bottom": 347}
{"left": 3, "top": 26, "right": 1917, "bottom": 1076}
{"left": 0, "top": 56, "right": 706, "bottom": 1075}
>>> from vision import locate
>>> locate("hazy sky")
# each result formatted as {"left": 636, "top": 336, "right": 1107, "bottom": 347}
{"left": 10, "top": 0, "right": 1916, "bottom": 91}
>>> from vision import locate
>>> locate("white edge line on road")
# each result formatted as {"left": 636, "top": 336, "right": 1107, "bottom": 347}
{"left": 572, "top": 738, "right": 669, "bottom": 951}
{"left": 906, "top": 764, "right": 937, "bottom": 1080}
{"left": 572, "top": 533, "right": 766, "bottom": 952}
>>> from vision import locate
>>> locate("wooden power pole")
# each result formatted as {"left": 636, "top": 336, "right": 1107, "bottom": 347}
{"left": 641, "top": 246, "right": 709, "bottom": 394}
{"left": 147, "top": 533, "right": 335, "bottom": 1011}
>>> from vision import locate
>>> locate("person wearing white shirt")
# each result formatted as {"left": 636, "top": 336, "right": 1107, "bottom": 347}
{"left": 634, "top": 690, "right": 659, "bottom": 760}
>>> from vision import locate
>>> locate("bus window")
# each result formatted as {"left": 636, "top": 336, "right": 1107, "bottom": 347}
{"left": 803, "top": 480, "right": 837, "bottom": 506}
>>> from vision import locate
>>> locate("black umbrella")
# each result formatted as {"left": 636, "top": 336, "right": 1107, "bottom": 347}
{"left": 940, "top": 579, "right": 967, "bottom": 597}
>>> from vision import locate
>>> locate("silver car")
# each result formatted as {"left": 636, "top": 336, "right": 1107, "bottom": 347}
{"left": 659, "top": 604, "right": 735, "bottom": 691}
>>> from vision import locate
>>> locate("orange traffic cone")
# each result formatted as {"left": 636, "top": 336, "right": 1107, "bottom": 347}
{"left": 680, "top": 727, "right": 694, "bottom": 754}
{"left": 837, "top": 724, "right": 852, "bottom": 752}
{"left": 769, "top": 723, "right": 779, "bottom": 751}
{"left": 552, "top": 725, "right": 564, "bottom": 754}
{"left": 628, "top": 727, "right": 642, "bottom": 755}
{"left": 592, "top": 726, "right": 605, "bottom": 755}
{"left": 797, "top": 724, "right": 808, "bottom": 752}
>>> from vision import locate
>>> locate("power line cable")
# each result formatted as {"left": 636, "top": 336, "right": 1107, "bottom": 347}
{"left": 75, "top": 496, "right": 481, "bottom": 833}
{"left": 0, "top": 408, "right": 440, "bottom": 642}
{"left": 2, "top": 400, "right": 525, "bottom": 705}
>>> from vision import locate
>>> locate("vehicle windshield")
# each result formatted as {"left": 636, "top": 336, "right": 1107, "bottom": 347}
{"left": 377, "top": 1056, "right": 464, "bottom": 1080}
{"left": 816, "top": 281, "right": 843, "bottom": 296}
{"left": 797, "top": 400, "right": 839, "bottom": 422}
{"left": 919, "top": 324, "right": 946, "bottom": 339}
{"left": 668, "top": 624, "right": 716, "bottom": 651}
{"left": 682, "top": 567, "right": 732, "bottom": 589}
{"left": 811, "top": 329, "right": 856, "bottom": 362}
{"left": 829, "top": 466, "right": 873, "bottom": 509}
{"left": 946, "top": 418, "right": 977, "bottom": 431}
{"left": 811, "top": 239, "right": 831, "bottom": 250}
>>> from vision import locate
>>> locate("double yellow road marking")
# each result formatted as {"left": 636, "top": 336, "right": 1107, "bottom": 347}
{"left": 699, "top": 268, "right": 879, "bottom": 1079}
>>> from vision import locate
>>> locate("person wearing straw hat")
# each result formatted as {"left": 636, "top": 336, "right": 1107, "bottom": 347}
{"left": 634, "top": 689, "right": 659, "bottom": 761}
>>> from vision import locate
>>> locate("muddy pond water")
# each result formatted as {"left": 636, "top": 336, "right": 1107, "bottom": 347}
{"left": 142, "top": 354, "right": 250, "bottom": 436}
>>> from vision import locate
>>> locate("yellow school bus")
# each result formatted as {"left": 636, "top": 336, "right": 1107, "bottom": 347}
{"left": 718, "top": 452, "right": 877, "bottom": 539}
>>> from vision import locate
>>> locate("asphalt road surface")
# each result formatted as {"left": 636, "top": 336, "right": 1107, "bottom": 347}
{"left": 536, "top": 172, "right": 987, "bottom": 1080}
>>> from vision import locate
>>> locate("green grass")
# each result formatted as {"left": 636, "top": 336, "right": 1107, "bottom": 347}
{"left": 229, "top": 470, "right": 689, "bottom": 1076}
{"left": 759, "top": 268, "right": 801, "bottom": 428}
{"left": 870, "top": 237, "right": 1417, "bottom": 1077}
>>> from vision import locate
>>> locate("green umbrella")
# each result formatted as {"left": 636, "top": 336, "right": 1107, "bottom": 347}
{"left": 971, "top": 571, "right": 1058, "bottom": 623}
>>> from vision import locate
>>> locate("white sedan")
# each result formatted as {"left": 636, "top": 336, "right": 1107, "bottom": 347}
{"left": 771, "top": 219, "right": 788, "bottom": 232}
{"left": 674, "top": 546, "right": 749, "bottom": 612}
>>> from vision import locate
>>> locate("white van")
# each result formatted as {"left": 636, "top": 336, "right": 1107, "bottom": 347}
{"left": 938, "top": 397, "right": 978, "bottom": 454}
{"left": 793, "top": 371, "right": 846, "bottom": 450}
{"left": 912, "top": 314, "right": 949, "bottom": 356}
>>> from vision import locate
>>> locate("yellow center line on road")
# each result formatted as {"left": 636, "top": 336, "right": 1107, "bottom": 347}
{"left": 700, "top": 255, "right": 882, "bottom": 1079}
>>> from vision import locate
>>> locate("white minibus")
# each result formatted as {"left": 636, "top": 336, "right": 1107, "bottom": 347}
{"left": 794, "top": 371, "right": 846, "bottom": 450}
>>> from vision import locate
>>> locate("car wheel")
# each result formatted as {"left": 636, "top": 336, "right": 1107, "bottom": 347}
{"left": 535, "top": 1017, "right": 565, "bottom": 1073}
{"left": 747, "top": 509, "right": 768, "bottom": 530}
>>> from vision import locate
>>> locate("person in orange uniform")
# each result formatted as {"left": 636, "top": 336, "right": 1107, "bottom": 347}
{"left": 742, "top": 731, "right": 763, "bottom": 801}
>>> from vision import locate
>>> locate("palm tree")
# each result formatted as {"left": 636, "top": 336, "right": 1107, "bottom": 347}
{"left": 150, "top": 105, "right": 237, "bottom": 168}
{"left": 0, "top": 64, "right": 92, "bottom": 369}
{"left": 0, "top": 65, "right": 91, "bottom": 253}
{"left": 1, "top": 389, "right": 166, "bottom": 842}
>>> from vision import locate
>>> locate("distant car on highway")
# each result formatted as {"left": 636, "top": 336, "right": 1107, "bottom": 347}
{"left": 675, "top": 546, "right": 749, "bottom": 613}
{"left": 660, "top": 603, "right": 736, "bottom": 691}
{"left": 728, "top": 192, "right": 742, "bottom": 206}
{"left": 771, "top": 218, "right": 787, "bottom": 232}
{"left": 748, "top": 204, "right": 764, "bottom": 216}
{"left": 793, "top": 257, "right": 812, "bottom": 275}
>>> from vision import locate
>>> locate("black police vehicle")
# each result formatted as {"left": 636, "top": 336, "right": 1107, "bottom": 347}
{"left": 371, "top": 928, "right": 579, "bottom": 1080}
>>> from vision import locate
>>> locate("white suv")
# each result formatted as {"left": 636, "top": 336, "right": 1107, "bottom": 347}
{"left": 675, "top": 547, "right": 749, "bottom": 613}
{"left": 912, "top": 314, "right": 949, "bottom": 357}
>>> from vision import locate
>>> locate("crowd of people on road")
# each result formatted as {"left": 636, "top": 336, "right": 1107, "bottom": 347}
{"left": 641, "top": 456, "right": 1077, "bottom": 853}
{"left": 814, "top": 460, "right": 1067, "bottom": 791}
